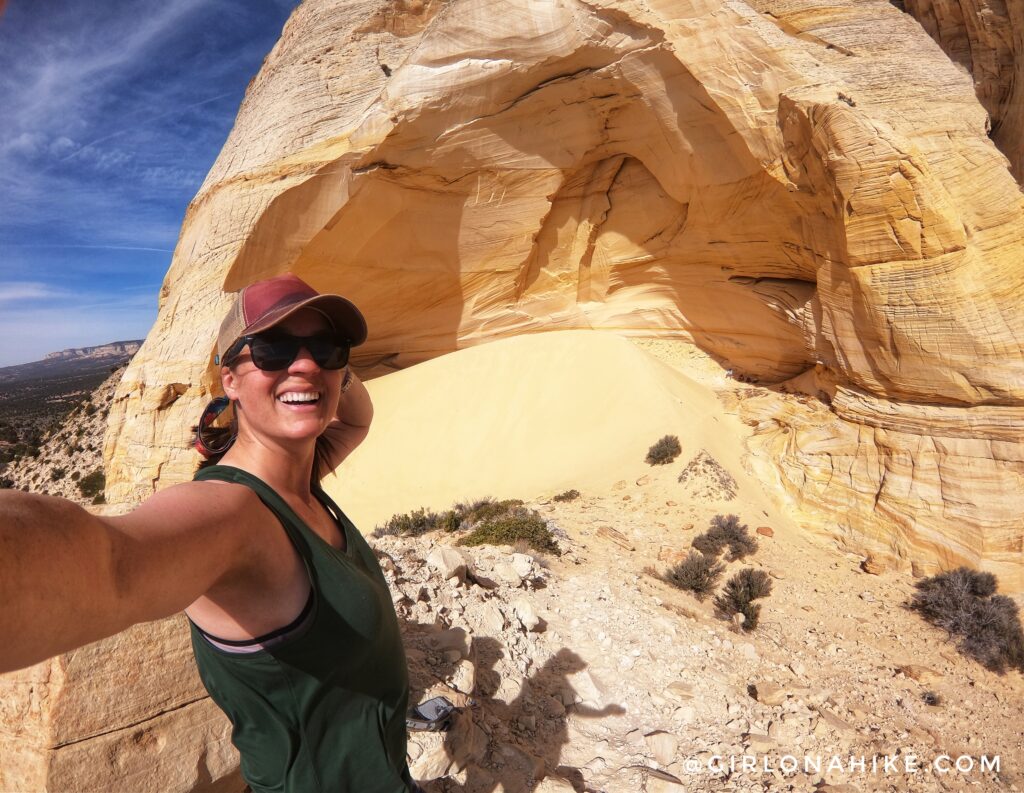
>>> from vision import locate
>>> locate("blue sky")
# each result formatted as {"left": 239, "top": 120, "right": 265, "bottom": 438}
{"left": 0, "top": 0, "right": 299, "bottom": 366}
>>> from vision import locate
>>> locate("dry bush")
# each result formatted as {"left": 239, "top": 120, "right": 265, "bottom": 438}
{"left": 714, "top": 568, "right": 772, "bottom": 630}
{"left": 646, "top": 435, "right": 681, "bottom": 465}
{"left": 692, "top": 514, "right": 758, "bottom": 561}
{"left": 908, "top": 567, "right": 1024, "bottom": 674}
{"left": 662, "top": 551, "right": 725, "bottom": 601}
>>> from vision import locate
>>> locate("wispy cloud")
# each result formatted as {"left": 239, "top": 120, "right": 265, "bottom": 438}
{"left": 0, "top": 0, "right": 298, "bottom": 366}
{"left": 0, "top": 281, "right": 65, "bottom": 302}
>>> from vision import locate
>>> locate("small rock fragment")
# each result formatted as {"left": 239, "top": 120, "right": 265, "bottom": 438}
{"left": 512, "top": 597, "right": 542, "bottom": 632}
{"left": 897, "top": 664, "right": 942, "bottom": 685}
{"left": 426, "top": 547, "right": 472, "bottom": 584}
{"left": 644, "top": 730, "right": 679, "bottom": 765}
{"left": 750, "top": 682, "right": 789, "bottom": 706}
{"left": 596, "top": 525, "right": 634, "bottom": 551}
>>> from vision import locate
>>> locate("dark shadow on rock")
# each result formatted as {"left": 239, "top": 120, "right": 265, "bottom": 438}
{"left": 405, "top": 636, "right": 625, "bottom": 793}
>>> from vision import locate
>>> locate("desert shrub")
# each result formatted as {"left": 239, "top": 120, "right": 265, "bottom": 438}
{"left": 456, "top": 504, "right": 560, "bottom": 555}
{"left": 372, "top": 507, "right": 461, "bottom": 538}
{"left": 662, "top": 551, "right": 725, "bottom": 600}
{"left": 78, "top": 469, "right": 105, "bottom": 499}
{"left": 0, "top": 477, "right": 14, "bottom": 489}
{"left": 92, "top": 493, "right": 105, "bottom": 505}
{"left": 553, "top": 489, "right": 580, "bottom": 503}
{"left": 454, "top": 497, "right": 524, "bottom": 524}
{"left": 714, "top": 568, "right": 772, "bottom": 630}
{"left": 84, "top": 403, "right": 96, "bottom": 416}
{"left": 70, "top": 470, "right": 80, "bottom": 481}
{"left": 908, "top": 567, "right": 1024, "bottom": 674}
{"left": 646, "top": 435, "right": 681, "bottom": 466}
{"left": 50, "top": 468, "right": 66, "bottom": 482}
{"left": 692, "top": 514, "right": 758, "bottom": 561}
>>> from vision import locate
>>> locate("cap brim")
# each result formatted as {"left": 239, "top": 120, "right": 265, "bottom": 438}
{"left": 244, "top": 294, "right": 368, "bottom": 346}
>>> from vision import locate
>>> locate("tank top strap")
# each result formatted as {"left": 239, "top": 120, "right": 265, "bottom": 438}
{"left": 193, "top": 464, "right": 320, "bottom": 574}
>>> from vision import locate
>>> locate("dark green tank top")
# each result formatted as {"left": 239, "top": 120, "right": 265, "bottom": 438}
{"left": 188, "top": 465, "right": 414, "bottom": 793}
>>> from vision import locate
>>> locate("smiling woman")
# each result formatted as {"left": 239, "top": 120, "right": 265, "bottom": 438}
{"left": 0, "top": 273, "right": 423, "bottom": 793}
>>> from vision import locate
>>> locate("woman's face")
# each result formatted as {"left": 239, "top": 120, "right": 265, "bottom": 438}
{"left": 220, "top": 308, "right": 343, "bottom": 449}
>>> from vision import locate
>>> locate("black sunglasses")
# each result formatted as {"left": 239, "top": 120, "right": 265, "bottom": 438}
{"left": 224, "top": 331, "right": 351, "bottom": 371}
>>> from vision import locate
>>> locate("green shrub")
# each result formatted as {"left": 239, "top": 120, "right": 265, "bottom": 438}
{"left": 372, "top": 507, "right": 460, "bottom": 538}
{"left": 454, "top": 497, "right": 524, "bottom": 524}
{"left": 0, "top": 423, "right": 18, "bottom": 444}
{"left": 645, "top": 435, "right": 681, "bottom": 465}
{"left": 71, "top": 471, "right": 81, "bottom": 481}
{"left": 373, "top": 496, "right": 561, "bottom": 556}
{"left": 908, "top": 567, "right": 1024, "bottom": 674}
{"left": 78, "top": 470, "right": 105, "bottom": 499}
{"left": 552, "top": 489, "right": 580, "bottom": 503}
{"left": 456, "top": 505, "right": 560, "bottom": 556}
{"left": 662, "top": 551, "right": 725, "bottom": 600}
{"left": 692, "top": 514, "right": 758, "bottom": 561}
{"left": 50, "top": 468, "right": 66, "bottom": 482}
{"left": 0, "top": 477, "right": 14, "bottom": 489}
{"left": 714, "top": 568, "right": 772, "bottom": 630}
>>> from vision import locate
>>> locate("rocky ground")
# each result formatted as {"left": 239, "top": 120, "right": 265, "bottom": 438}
{"left": 8, "top": 347, "right": 1024, "bottom": 793}
{"left": 374, "top": 463, "right": 1024, "bottom": 793}
{"left": 3, "top": 363, "right": 124, "bottom": 504}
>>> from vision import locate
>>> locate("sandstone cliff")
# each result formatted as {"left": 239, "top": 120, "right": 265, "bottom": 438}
{"left": 903, "top": 0, "right": 1024, "bottom": 182}
{"left": 104, "top": 0, "right": 1024, "bottom": 593}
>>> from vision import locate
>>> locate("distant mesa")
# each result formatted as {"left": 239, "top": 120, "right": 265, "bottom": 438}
{"left": 42, "top": 341, "right": 143, "bottom": 363}
{"left": 0, "top": 341, "right": 141, "bottom": 388}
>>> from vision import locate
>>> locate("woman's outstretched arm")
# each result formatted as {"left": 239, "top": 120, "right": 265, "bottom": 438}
{"left": 0, "top": 481, "right": 259, "bottom": 674}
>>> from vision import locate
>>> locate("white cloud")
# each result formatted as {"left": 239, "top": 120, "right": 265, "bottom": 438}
{"left": 1, "top": 131, "right": 46, "bottom": 156}
{"left": 9, "top": 0, "right": 212, "bottom": 132}
{"left": 0, "top": 281, "right": 65, "bottom": 302}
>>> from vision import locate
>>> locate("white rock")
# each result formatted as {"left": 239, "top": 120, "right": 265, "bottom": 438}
{"left": 426, "top": 547, "right": 473, "bottom": 584}
{"left": 644, "top": 730, "right": 679, "bottom": 765}
{"left": 512, "top": 597, "right": 542, "bottom": 632}
{"left": 510, "top": 552, "right": 535, "bottom": 579}
{"left": 450, "top": 659, "right": 476, "bottom": 694}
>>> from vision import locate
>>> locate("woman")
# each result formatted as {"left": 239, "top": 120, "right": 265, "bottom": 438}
{"left": 0, "top": 273, "right": 421, "bottom": 793}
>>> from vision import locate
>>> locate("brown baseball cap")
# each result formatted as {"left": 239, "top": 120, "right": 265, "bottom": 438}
{"left": 215, "top": 273, "right": 367, "bottom": 365}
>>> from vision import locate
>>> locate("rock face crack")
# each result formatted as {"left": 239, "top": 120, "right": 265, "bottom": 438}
{"left": 51, "top": 695, "right": 210, "bottom": 750}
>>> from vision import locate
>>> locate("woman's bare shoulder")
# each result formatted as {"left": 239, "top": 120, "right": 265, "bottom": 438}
{"left": 105, "top": 477, "right": 265, "bottom": 536}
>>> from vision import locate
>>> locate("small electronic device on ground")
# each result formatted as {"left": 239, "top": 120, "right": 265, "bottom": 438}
{"left": 406, "top": 696, "right": 457, "bottom": 732}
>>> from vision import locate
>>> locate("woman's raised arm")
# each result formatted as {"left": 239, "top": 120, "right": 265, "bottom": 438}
{"left": 317, "top": 368, "right": 374, "bottom": 474}
{"left": 0, "top": 481, "right": 259, "bottom": 674}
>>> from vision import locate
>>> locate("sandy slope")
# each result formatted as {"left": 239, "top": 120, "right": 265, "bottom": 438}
{"left": 323, "top": 330, "right": 779, "bottom": 535}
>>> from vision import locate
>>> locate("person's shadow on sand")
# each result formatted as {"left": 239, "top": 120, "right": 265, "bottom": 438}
{"left": 416, "top": 637, "right": 625, "bottom": 793}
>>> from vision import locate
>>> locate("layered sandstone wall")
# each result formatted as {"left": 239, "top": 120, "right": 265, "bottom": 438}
{"left": 903, "top": 0, "right": 1024, "bottom": 182}
{"left": 105, "top": 0, "right": 1024, "bottom": 588}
